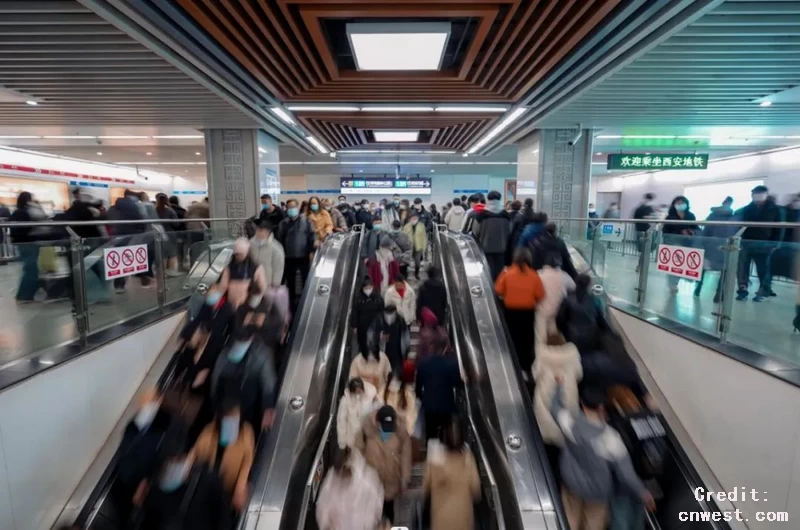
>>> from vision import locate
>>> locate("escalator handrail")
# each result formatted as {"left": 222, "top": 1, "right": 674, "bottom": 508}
{"left": 434, "top": 226, "right": 506, "bottom": 530}
{"left": 72, "top": 244, "right": 234, "bottom": 529}
{"left": 296, "top": 225, "right": 366, "bottom": 528}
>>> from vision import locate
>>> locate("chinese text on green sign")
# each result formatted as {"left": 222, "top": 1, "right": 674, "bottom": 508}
{"left": 606, "top": 153, "right": 709, "bottom": 170}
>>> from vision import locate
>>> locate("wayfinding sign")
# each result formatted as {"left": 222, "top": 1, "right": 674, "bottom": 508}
{"left": 104, "top": 243, "right": 149, "bottom": 280}
{"left": 656, "top": 244, "right": 704, "bottom": 280}
{"left": 607, "top": 153, "right": 709, "bottom": 170}
{"left": 340, "top": 177, "right": 431, "bottom": 195}
{"left": 599, "top": 222, "right": 624, "bottom": 242}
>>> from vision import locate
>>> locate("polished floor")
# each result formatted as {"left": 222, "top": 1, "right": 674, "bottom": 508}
{"left": 599, "top": 249, "right": 800, "bottom": 364}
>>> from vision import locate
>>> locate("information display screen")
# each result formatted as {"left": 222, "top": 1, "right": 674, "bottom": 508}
{"left": 340, "top": 177, "right": 432, "bottom": 195}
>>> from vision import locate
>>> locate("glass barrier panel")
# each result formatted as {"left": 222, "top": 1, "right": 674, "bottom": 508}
{"left": 643, "top": 232, "right": 724, "bottom": 337}
{"left": 727, "top": 238, "right": 800, "bottom": 363}
{"left": 83, "top": 234, "right": 159, "bottom": 334}
{"left": 0, "top": 239, "right": 79, "bottom": 362}
{"left": 162, "top": 229, "right": 211, "bottom": 305}
{"left": 593, "top": 221, "right": 641, "bottom": 308}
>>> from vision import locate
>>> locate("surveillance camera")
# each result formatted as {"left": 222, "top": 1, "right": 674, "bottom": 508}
{"left": 567, "top": 129, "right": 583, "bottom": 147}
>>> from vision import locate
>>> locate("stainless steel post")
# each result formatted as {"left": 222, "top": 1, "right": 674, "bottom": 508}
{"left": 67, "top": 227, "right": 89, "bottom": 345}
{"left": 204, "top": 227, "right": 212, "bottom": 268}
{"left": 636, "top": 229, "right": 654, "bottom": 312}
{"left": 153, "top": 225, "right": 167, "bottom": 308}
{"left": 717, "top": 231, "right": 744, "bottom": 342}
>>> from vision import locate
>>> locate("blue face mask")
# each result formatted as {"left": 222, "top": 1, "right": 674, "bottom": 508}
{"left": 393, "top": 200, "right": 400, "bottom": 206}
{"left": 160, "top": 460, "right": 189, "bottom": 492}
{"left": 373, "top": 224, "right": 382, "bottom": 231}
{"left": 205, "top": 291, "right": 222, "bottom": 306}
{"left": 310, "top": 203, "right": 319, "bottom": 212}
{"left": 675, "top": 203, "right": 687, "bottom": 212}
{"left": 220, "top": 416, "right": 240, "bottom": 446}
{"left": 287, "top": 207, "right": 299, "bottom": 218}
{"left": 227, "top": 340, "right": 251, "bottom": 363}
{"left": 379, "top": 428, "right": 392, "bottom": 442}
{"left": 262, "top": 203, "right": 269, "bottom": 211}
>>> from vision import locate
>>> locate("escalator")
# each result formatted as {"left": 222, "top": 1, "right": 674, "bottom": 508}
{"left": 440, "top": 226, "right": 732, "bottom": 530}
{"left": 64, "top": 229, "right": 364, "bottom": 530}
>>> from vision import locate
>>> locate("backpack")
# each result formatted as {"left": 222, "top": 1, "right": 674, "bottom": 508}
{"left": 607, "top": 386, "right": 667, "bottom": 480}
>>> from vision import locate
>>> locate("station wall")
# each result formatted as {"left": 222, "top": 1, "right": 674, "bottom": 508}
{"left": 591, "top": 146, "right": 800, "bottom": 217}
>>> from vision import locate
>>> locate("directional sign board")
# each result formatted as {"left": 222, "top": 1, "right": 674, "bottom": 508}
{"left": 599, "top": 222, "right": 624, "bottom": 242}
{"left": 104, "top": 243, "right": 149, "bottom": 280}
{"left": 656, "top": 244, "right": 704, "bottom": 280}
{"left": 340, "top": 177, "right": 431, "bottom": 195}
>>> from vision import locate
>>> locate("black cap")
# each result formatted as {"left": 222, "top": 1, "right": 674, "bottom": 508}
{"left": 376, "top": 405, "right": 397, "bottom": 433}
{"left": 752, "top": 185, "right": 768, "bottom": 194}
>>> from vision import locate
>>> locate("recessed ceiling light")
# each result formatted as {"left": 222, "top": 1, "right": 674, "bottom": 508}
{"left": 0, "top": 136, "right": 42, "bottom": 139}
{"left": 97, "top": 135, "right": 151, "bottom": 139}
{"left": 146, "top": 152, "right": 152, "bottom": 156}
{"left": 306, "top": 135, "right": 329, "bottom": 154}
{"left": 42, "top": 135, "right": 95, "bottom": 139}
{"left": 195, "top": 151, "right": 201, "bottom": 156}
{"left": 271, "top": 107, "right": 295, "bottom": 125}
{"left": 374, "top": 131, "right": 419, "bottom": 142}
{"left": 25, "top": 100, "right": 38, "bottom": 106}
{"left": 434, "top": 106, "right": 508, "bottom": 113}
{"left": 430, "top": 169, "right": 435, "bottom": 173}
{"left": 96, "top": 151, "right": 103, "bottom": 156}
{"left": 347, "top": 22, "right": 450, "bottom": 71}
{"left": 759, "top": 101, "right": 772, "bottom": 107}
{"left": 466, "top": 107, "right": 527, "bottom": 154}
{"left": 286, "top": 105, "right": 361, "bottom": 112}
{"left": 361, "top": 106, "right": 434, "bottom": 112}
{"left": 257, "top": 147, "right": 267, "bottom": 154}
{"left": 358, "top": 169, "right": 363, "bottom": 173}
{"left": 595, "top": 152, "right": 602, "bottom": 155}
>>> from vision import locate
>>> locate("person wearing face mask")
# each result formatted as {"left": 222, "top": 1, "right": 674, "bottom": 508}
{"left": 736, "top": 185, "right": 782, "bottom": 302}
{"left": 361, "top": 214, "right": 385, "bottom": 262}
{"left": 192, "top": 393, "right": 255, "bottom": 512}
{"left": 322, "top": 197, "right": 348, "bottom": 232}
{"left": 383, "top": 372, "right": 418, "bottom": 436}
{"left": 349, "top": 339, "right": 392, "bottom": 393}
{"left": 398, "top": 199, "right": 410, "bottom": 226}
{"left": 306, "top": 195, "right": 333, "bottom": 243}
{"left": 140, "top": 429, "right": 230, "bottom": 530}
{"left": 218, "top": 238, "right": 267, "bottom": 309}
{"left": 603, "top": 202, "right": 620, "bottom": 219}
{"left": 384, "top": 273, "right": 417, "bottom": 326}
{"left": 695, "top": 197, "right": 737, "bottom": 301}
{"left": 335, "top": 194, "right": 357, "bottom": 228}
{"left": 403, "top": 211, "right": 428, "bottom": 279}
{"left": 278, "top": 199, "right": 316, "bottom": 303}
{"left": 368, "top": 303, "right": 411, "bottom": 378}
{"left": 461, "top": 193, "right": 486, "bottom": 234}
{"left": 355, "top": 405, "right": 412, "bottom": 526}
{"left": 387, "top": 219, "right": 413, "bottom": 277}
{"left": 381, "top": 194, "right": 401, "bottom": 227}
{"left": 316, "top": 447, "right": 384, "bottom": 530}
{"left": 416, "top": 333, "right": 461, "bottom": 442}
{"left": 472, "top": 190, "right": 512, "bottom": 281}
{"left": 259, "top": 193, "right": 284, "bottom": 227}
{"left": 663, "top": 196, "right": 698, "bottom": 293}
{"left": 352, "top": 277, "right": 384, "bottom": 358}
{"left": 366, "top": 236, "right": 400, "bottom": 295}
{"left": 355, "top": 199, "right": 373, "bottom": 229}
{"left": 211, "top": 323, "right": 277, "bottom": 432}
{"left": 249, "top": 220, "right": 285, "bottom": 288}
{"left": 444, "top": 197, "right": 466, "bottom": 232}
{"left": 587, "top": 203, "right": 599, "bottom": 239}
{"left": 632, "top": 193, "right": 657, "bottom": 265}
{"left": 336, "top": 377, "right": 380, "bottom": 449}
{"left": 112, "top": 389, "right": 172, "bottom": 523}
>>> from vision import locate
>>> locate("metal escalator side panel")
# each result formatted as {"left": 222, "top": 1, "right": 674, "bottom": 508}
{"left": 243, "top": 231, "right": 361, "bottom": 529}
{"left": 438, "top": 230, "right": 562, "bottom": 530}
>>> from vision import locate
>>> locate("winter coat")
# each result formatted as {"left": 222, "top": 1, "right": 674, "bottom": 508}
{"left": 366, "top": 250, "right": 400, "bottom": 295}
{"left": 556, "top": 293, "right": 607, "bottom": 354}
{"left": 382, "top": 384, "right": 418, "bottom": 435}
{"left": 697, "top": 206, "right": 737, "bottom": 270}
{"left": 382, "top": 204, "right": 400, "bottom": 227}
{"left": 367, "top": 314, "right": 411, "bottom": 371}
{"left": 360, "top": 229, "right": 382, "bottom": 260}
{"left": 258, "top": 205, "right": 284, "bottom": 228}
{"left": 384, "top": 282, "right": 417, "bottom": 325}
{"left": 632, "top": 203, "right": 655, "bottom": 232}
{"left": 107, "top": 196, "right": 145, "bottom": 237}
{"left": 211, "top": 338, "right": 278, "bottom": 417}
{"left": 66, "top": 199, "right": 103, "bottom": 239}
{"left": 533, "top": 341, "right": 582, "bottom": 446}
{"left": 495, "top": 264, "right": 545, "bottom": 310}
{"left": 662, "top": 208, "right": 698, "bottom": 236}
{"left": 423, "top": 443, "right": 481, "bottom": 530}
{"left": 186, "top": 201, "right": 210, "bottom": 230}
{"left": 315, "top": 451, "right": 383, "bottom": 530}
{"left": 355, "top": 418, "right": 412, "bottom": 501}
{"left": 277, "top": 215, "right": 315, "bottom": 258}
{"left": 355, "top": 207, "right": 373, "bottom": 229}
{"left": 336, "top": 380, "right": 380, "bottom": 448}
{"left": 522, "top": 224, "right": 578, "bottom": 279}
{"left": 249, "top": 234, "right": 285, "bottom": 287}
{"left": 416, "top": 276, "right": 447, "bottom": 324}
{"left": 416, "top": 354, "right": 461, "bottom": 415}
{"left": 461, "top": 204, "right": 485, "bottom": 233}
{"left": 403, "top": 220, "right": 428, "bottom": 251}
{"left": 218, "top": 258, "right": 267, "bottom": 309}
{"left": 417, "top": 322, "right": 450, "bottom": 362}
{"left": 536, "top": 265, "right": 576, "bottom": 336}
{"left": 336, "top": 203, "right": 357, "bottom": 228}
{"left": 328, "top": 206, "right": 348, "bottom": 232}
{"left": 444, "top": 205, "right": 465, "bottom": 232}
{"left": 473, "top": 210, "right": 511, "bottom": 254}
{"left": 349, "top": 352, "right": 392, "bottom": 393}
{"left": 737, "top": 200, "right": 782, "bottom": 241}
{"left": 386, "top": 229, "right": 413, "bottom": 266}
{"left": 192, "top": 421, "right": 255, "bottom": 496}
{"left": 351, "top": 290, "right": 384, "bottom": 333}
{"left": 307, "top": 209, "right": 333, "bottom": 241}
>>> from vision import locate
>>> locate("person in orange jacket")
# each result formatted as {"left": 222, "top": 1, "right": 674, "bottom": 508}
{"left": 495, "top": 248, "right": 545, "bottom": 378}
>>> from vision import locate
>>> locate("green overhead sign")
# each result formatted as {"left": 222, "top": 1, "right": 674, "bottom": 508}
{"left": 606, "top": 153, "right": 709, "bottom": 170}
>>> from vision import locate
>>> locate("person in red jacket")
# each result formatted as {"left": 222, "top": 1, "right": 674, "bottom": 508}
{"left": 367, "top": 236, "right": 400, "bottom": 295}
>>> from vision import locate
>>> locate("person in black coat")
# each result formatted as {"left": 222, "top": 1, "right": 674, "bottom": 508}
{"left": 415, "top": 333, "right": 461, "bottom": 441}
{"left": 367, "top": 304, "right": 410, "bottom": 377}
{"left": 735, "top": 185, "right": 782, "bottom": 302}
{"left": 632, "top": 192, "right": 656, "bottom": 257}
{"left": 337, "top": 195, "right": 357, "bottom": 228}
{"left": 694, "top": 198, "right": 737, "bottom": 300}
{"left": 663, "top": 196, "right": 698, "bottom": 292}
{"left": 351, "top": 276, "right": 384, "bottom": 357}
{"left": 259, "top": 194, "right": 285, "bottom": 227}
{"left": 416, "top": 266, "right": 447, "bottom": 324}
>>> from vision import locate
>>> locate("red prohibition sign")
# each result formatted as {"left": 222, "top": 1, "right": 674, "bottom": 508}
{"left": 121, "top": 248, "right": 134, "bottom": 266}
{"left": 687, "top": 251, "right": 701, "bottom": 269}
{"left": 658, "top": 247, "right": 671, "bottom": 264}
{"left": 672, "top": 249, "right": 685, "bottom": 267}
{"left": 106, "top": 250, "right": 120, "bottom": 269}
{"left": 135, "top": 247, "right": 147, "bottom": 264}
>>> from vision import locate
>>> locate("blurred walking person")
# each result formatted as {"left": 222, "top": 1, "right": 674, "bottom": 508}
{"left": 249, "top": 220, "right": 285, "bottom": 288}
{"left": 403, "top": 210, "right": 428, "bottom": 279}
{"left": 336, "top": 377, "right": 380, "bottom": 449}
{"left": 10, "top": 192, "right": 49, "bottom": 302}
{"left": 218, "top": 238, "right": 267, "bottom": 309}
{"left": 316, "top": 447, "right": 384, "bottom": 530}
{"left": 416, "top": 334, "right": 461, "bottom": 441}
{"left": 278, "top": 199, "right": 315, "bottom": 302}
{"left": 444, "top": 197, "right": 466, "bottom": 232}
{"left": 323, "top": 197, "right": 348, "bottom": 232}
{"left": 352, "top": 276, "right": 384, "bottom": 357}
{"left": 472, "top": 190, "right": 511, "bottom": 281}
{"left": 307, "top": 195, "right": 333, "bottom": 244}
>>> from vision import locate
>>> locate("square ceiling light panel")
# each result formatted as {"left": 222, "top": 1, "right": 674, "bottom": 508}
{"left": 347, "top": 22, "right": 451, "bottom": 71}
{"left": 374, "top": 131, "right": 420, "bottom": 142}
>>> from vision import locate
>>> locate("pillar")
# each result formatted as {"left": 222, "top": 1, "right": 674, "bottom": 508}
{"left": 204, "top": 129, "right": 281, "bottom": 237}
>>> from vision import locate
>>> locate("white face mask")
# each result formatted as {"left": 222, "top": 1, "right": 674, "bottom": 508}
{"left": 588, "top": 208, "right": 596, "bottom": 214}
{"left": 248, "top": 295, "right": 263, "bottom": 309}
{"left": 753, "top": 193, "right": 767, "bottom": 202}
{"left": 385, "top": 313, "right": 397, "bottom": 324}
{"left": 363, "top": 287, "right": 373, "bottom": 296}
{"left": 134, "top": 402, "right": 159, "bottom": 430}
{"left": 389, "top": 380, "right": 401, "bottom": 392}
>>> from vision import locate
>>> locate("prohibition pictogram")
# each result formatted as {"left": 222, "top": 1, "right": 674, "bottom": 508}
{"left": 106, "top": 250, "right": 120, "bottom": 269}
{"left": 687, "top": 251, "right": 702, "bottom": 270}
{"left": 122, "top": 248, "right": 134, "bottom": 266}
{"left": 135, "top": 247, "right": 147, "bottom": 264}
{"left": 672, "top": 249, "right": 685, "bottom": 267}
{"left": 658, "top": 247, "right": 671, "bottom": 264}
